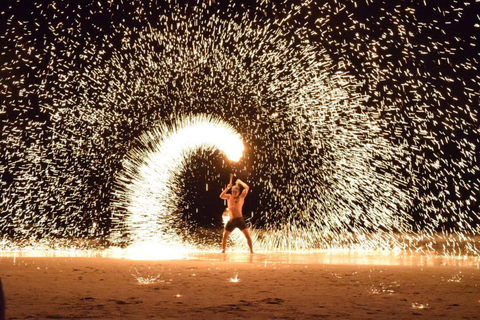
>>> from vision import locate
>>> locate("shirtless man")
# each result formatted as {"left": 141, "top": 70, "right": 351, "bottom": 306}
{"left": 219, "top": 176, "right": 253, "bottom": 253}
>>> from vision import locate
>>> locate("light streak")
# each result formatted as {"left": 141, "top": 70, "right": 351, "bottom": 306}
{"left": 111, "top": 114, "right": 244, "bottom": 248}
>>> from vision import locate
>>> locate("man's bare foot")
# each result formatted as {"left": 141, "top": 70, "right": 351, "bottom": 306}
{"left": 221, "top": 249, "right": 226, "bottom": 253}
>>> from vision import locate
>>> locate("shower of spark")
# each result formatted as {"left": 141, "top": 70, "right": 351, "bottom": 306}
{"left": 0, "top": 0, "right": 479, "bottom": 256}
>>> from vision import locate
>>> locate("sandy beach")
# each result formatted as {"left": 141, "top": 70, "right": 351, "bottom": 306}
{"left": 1, "top": 252, "right": 479, "bottom": 319}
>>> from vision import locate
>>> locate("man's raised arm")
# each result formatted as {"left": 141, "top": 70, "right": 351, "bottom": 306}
{"left": 236, "top": 179, "right": 249, "bottom": 197}
{"left": 219, "top": 183, "right": 232, "bottom": 199}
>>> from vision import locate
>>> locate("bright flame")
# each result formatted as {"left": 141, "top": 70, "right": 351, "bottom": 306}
{"left": 224, "top": 142, "right": 244, "bottom": 162}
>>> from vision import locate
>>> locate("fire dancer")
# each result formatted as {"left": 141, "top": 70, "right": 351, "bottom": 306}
{"left": 219, "top": 175, "right": 253, "bottom": 253}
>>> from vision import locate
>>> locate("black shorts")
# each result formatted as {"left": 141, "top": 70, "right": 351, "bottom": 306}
{"left": 225, "top": 217, "right": 247, "bottom": 232}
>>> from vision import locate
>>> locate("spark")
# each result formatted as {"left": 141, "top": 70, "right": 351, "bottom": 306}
{"left": 131, "top": 268, "right": 163, "bottom": 284}
{"left": 230, "top": 272, "right": 240, "bottom": 283}
{"left": 370, "top": 282, "right": 398, "bottom": 294}
{"left": 447, "top": 273, "right": 464, "bottom": 282}
{"left": 411, "top": 302, "right": 430, "bottom": 310}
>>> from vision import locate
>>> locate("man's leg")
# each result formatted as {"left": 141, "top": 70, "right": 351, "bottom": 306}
{"left": 222, "top": 230, "right": 232, "bottom": 253}
{"left": 241, "top": 228, "right": 254, "bottom": 253}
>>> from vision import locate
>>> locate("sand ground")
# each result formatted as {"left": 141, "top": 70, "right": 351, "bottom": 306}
{"left": 1, "top": 252, "right": 479, "bottom": 319}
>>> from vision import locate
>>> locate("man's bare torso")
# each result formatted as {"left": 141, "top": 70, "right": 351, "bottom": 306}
{"left": 227, "top": 196, "right": 244, "bottom": 218}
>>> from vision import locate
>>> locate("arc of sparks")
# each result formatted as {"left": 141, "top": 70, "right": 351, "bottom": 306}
{"left": 111, "top": 114, "right": 244, "bottom": 247}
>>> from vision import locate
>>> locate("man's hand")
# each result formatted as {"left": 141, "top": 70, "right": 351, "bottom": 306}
{"left": 220, "top": 182, "right": 233, "bottom": 199}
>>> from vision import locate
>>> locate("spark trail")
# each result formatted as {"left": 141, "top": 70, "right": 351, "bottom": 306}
{"left": 111, "top": 114, "right": 244, "bottom": 247}
{"left": 0, "top": 0, "right": 479, "bottom": 255}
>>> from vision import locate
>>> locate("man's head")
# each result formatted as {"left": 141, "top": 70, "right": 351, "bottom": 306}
{"left": 231, "top": 185, "right": 241, "bottom": 197}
